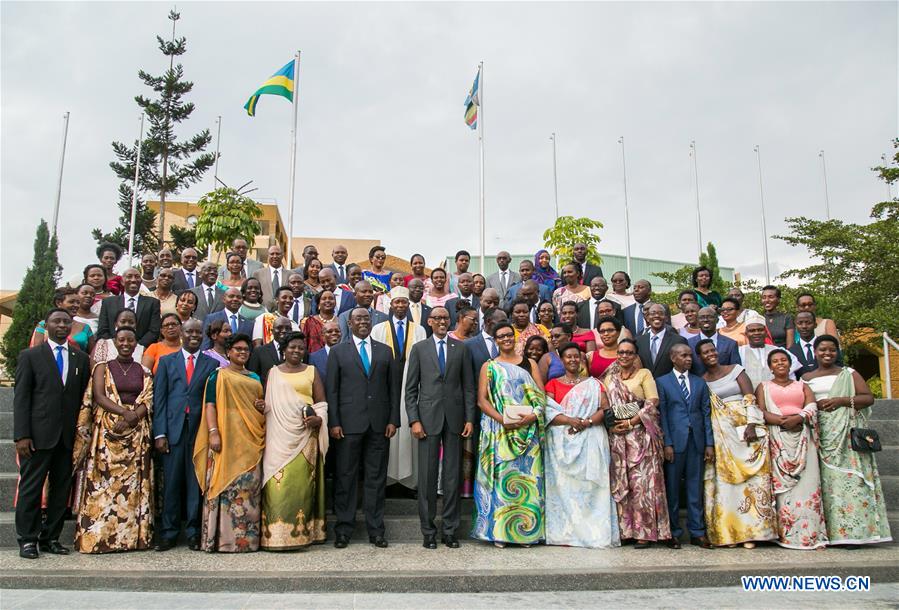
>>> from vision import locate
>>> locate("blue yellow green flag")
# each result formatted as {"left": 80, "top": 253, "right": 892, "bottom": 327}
{"left": 464, "top": 69, "right": 480, "bottom": 130}
{"left": 244, "top": 59, "right": 295, "bottom": 117}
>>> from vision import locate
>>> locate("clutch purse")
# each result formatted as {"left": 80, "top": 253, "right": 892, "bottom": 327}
{"left": 612, "top": 401, "right": 642, "bottom": 420}
{"left": 302, "top": 405, "right": 316, "bottom": 419}
{"left": 850, "top": 427, "right": 881, "bottom": 453}
{"left": 503, "top": 404, "right": 534, "bottom": 425}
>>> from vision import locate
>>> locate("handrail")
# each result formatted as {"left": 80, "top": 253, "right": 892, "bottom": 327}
{"left": 885, "top": 332, "right": 898, "bottom": 399}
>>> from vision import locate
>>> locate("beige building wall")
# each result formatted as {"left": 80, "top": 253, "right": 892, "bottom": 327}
{"left": 290, "top": 237, "right": 380, "bottom": 266}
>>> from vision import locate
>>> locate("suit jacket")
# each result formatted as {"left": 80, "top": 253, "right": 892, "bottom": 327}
{"left": 464, "top": 334, "right": 494, "bottom": 384}
{"left": 97, "top": 293, "right": 162, "bottom": 347}
{"left": 152, "top": 350, "right": 218, "bottom": 446}
{"left": 13, "top": 343, "right": 91, "bottom": 450}
{"left": 201, "top": 309, "right": 255, "bottom": 350}
{"left": 405, "top": 337, "right": 476, "bottom": 435}
{"left": 486, "top": 270, "right": 520, "bottom": 303}
{"left": 172, "top": 268, "right": 201, "bottom": 295}
{"left": 409, "top": 301, "right": 433, "bottom": 337}
{"left": 253, "top": 265, "right": 289, "bottom": 308}
{"left": 309, "top": 346, "right": 331, "bottom": 380}
{"left": 218, "top": 257, "right": 263, "bottom": 280}
{"left": 337, "top": 307, "right": 389, "bottom": 343}
{"left": 688, "top": 333, "right": 741, "bottom": 375}
{"left": 657, "top": 371, "right": 713, "bottom": 453}
{"left": 189, "top": 284, "right": 226, "bottom": 322}
{"left": 576, "top": 297, "right": 622, "bottom": 330}
{"left": 580, "top": 262, "right": 604, "bottom": 286}
{"left": 246, "top": 341, "right": 281, "bottom": 388}
{"left": 325, "top": 339, "right": 399, "bottom": 435}
{"left": 636, "top": 328, "right": 687, "bottom": 378}
{"left": 503, "top": 282, "right": 552, "bottom": 310}
{"left": 313, "top": 287, "right": 355, "bottom": 316}
{"left": 326, "top": 262, "right": 350, "bottom": 285}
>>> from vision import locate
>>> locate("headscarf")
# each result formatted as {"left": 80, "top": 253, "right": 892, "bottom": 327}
{"left": 533, "top": 249, "right": 560, "bottom": 290}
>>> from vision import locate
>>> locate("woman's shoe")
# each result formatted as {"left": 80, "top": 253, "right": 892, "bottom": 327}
{"left": 742, "top": 542, "right": 756, "bottom": 549}
{"left": 493, "top": 541, "right": 506, "bottom": 548}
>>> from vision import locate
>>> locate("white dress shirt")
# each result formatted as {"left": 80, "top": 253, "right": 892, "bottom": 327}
{"left": 675, "top": 369, "right": 691, "bottom": 394}
{"left": 587, "top": 297, "right": 601, "bottom": 330}
{"left": 123, "top": 292, "right": 141, "bottom": 312}
{"left": 353, "top": 335, "right": 372, "bottom": 359}
{"left": 46, "top": 338, "right": 69, "bottom": 385}
{"left": 182, "top": 269, "right": 197, "bottom": 287}
{"left": 481, "top": 330, "right": 498, "bottom": 357}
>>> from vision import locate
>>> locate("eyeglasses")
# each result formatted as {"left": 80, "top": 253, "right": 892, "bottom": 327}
{"left": 598, "top": 328, "right": 617, "bottom": 334}
{"left": 430, "top": 315, "right": 450, "bottom": 321}
{"left": 161, "top": 322, "right": 181, "bottom": 328}
{"left": 494, "top": 333, "right": 515, "bottom": 340}
{"left": 719, "top": 307, "right": 736, "bottom": 312}
{"left": 617, "top": 350, "right": 636, "bottom": 356}
{"left": 230, "top": 347, "right": 251, "bottom": 353}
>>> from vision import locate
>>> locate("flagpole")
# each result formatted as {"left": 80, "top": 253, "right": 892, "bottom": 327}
{"left": 550, "top": 132, "right": 559, "bottom": 219}
{"left": 209, "top": 115, "right": 222, "bottom": 260}
{"left": 478, "top": 61, "right": 486, "bottom": 275}
{"left": 689, "top": 140, "right": 703, "bottom": 257}
{"left": 127, "top": 114, "right": 146, "bottom": 265}
{"left": 618, "top": 136, "right": 632, "bottom": 278}
{"left": 753, "top": 145, "right": 771, "bottom": 285}
{"left": 818, "top": 149, "right": 830, "bottom": 219}
{"left": 50, "top": 112, "right": 71, "bottom": 236}
{"left": 286, "top": 51, "right": 301, "bottom": 269}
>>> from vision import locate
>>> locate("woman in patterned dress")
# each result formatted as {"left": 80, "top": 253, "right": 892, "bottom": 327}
{"left": 73, "top": 326, "right": 154, "bottom": 553}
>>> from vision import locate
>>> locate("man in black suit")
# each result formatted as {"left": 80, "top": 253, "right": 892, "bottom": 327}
{"left": 622, "top": 279, "right": 655, "bottom": 337}
{"left": 572, "top": 242, "right": 603, "bottom": 285}
{"left": 189, "top": 262, "right": 225, "bottom": 321}
{"left": 788, "top": 311, "right": 842, "bottom": 377}
{"left": 637, "top": 303, "right": 687, "bottom": 378}
{"left": 465, "top": 308, "right": 506, "bottom": 380}
{"left": 152, "top": 319, "right": 219, "bottom": 551}
{"left": 97, "top": 268, "right": 161, "bottom": 348}
{"left": 201, "top": 288, "right": 254, "bottom": 350}
{"left": 576, "top": 277, "right": 621, "bottom": 331}
{"left": 407, "top": 279, "right": 432, "bottom": 336}
{"left": 326, "top": 244, "right": 350, "bottom": 285}
{"left": 405, "top": 307, "right": 476, "bottom": 549}
{"left": 338, "top": 281, "right": 388, "bottom": 342}
{"left": 286, "top": 272, "right": 313, "bottom": 325}
{"left": 326, "top": 308, "right": 399, "bottom": 549}
{"left": 171, "top": 247, "right": 200, "bottom": 294}
{"left": 687, "top": 307, "right": 741, "bottom": 375}
{"left": 309, "top": 320, "right": 341, "bottom": 379}
{"left": 247, "top": 316, "right": 293, "bottom": 388}
{"left": 14, "top": 308, "right": 91, "bottom": 558}
{"left": 317, "top": 268, "right": 355, "bottom": 316}
{"left": 455, "top": 272, "right": 479, "bottom": 310}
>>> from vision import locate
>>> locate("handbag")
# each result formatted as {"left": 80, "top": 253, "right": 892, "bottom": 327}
{"left": 850, "top": 427, "right": 881, "bottom": 453}
{"left": 502, "top": 404, "right": 534, "bottom": 425}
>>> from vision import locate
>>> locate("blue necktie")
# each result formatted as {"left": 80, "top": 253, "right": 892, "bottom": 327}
{"left": 292, "top": 299, "right": 301, "bottom": 323}
{"left": 650, "top": 335, "right": 659, "bottom": 364}
{"left": 637, "top": 309, "right": 645, "bottom": 334}
{"left": 488, "top": 337, "right": 498, "bottom": 358}
{"left": 186, "top": 272, "right": 195, "bottom": 289}
{"left": 396, "top": 320, "right": 405, "bottom": 356}
{"left": 360, "top": 340, "right": 371, "bottom": 375}
{"left": 679, "top": 373, "right": 690, "bottom": 401}
{"left": 230, "top": 314, "right": 238, "bottom": 334}
{"left": 438, "top": 340, "right": 446, "bottom": 376}
{"left": 55, "top": 346, "right": 65, "bottom": 380}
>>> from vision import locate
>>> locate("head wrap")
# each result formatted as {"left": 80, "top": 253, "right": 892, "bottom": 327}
{"left": 533, "top": 249, "right": 560, "bottom": 289}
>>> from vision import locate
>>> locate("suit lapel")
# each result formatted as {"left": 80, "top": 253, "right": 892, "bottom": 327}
{"left": 41, "top": 343, "right": 65, "bottom": 390}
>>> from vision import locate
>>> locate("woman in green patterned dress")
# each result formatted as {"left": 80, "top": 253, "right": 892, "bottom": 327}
{"left": 260, "top": 331, "right": 328, "bottom": 550}
{"left": 472, "top": 321, "right": 546, "bottom": 548}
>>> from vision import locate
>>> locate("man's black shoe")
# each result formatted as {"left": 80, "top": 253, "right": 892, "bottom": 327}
{"left": 19, "top": 543, "right": 39, "bottom": 559}
{"left": 38, "top": 540, "right": 69, "bottom": 555}
{"left": 334, "top": 534, "right": 350, "bottom": 549}
{"left": 369, "top": 535, "right": 388, "bottom": 548}
{"left": 442, "top": 535, "right": 460, "bottom": 548}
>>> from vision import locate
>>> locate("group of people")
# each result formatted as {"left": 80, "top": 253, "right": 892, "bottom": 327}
{"left": 12, "top": 238, "right": 891, "bottom": 559}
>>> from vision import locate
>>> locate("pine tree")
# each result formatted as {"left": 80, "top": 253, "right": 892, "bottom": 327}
{"left": 1, "top": 220, "right": 62, "bottom": 375}
{"left": 92, "top": 182, "right": 158, "bottom": 254}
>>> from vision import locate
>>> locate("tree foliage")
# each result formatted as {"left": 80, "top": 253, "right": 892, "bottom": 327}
{"left": 92, "top": 182, "right": 158, "bottom": 257}
{"left": 194, "top": 185, "right": 263, "bottom": 261}
{"left": 169, "top": 224, "right": 203, "bottom": 262}
{"left": 1, "top": 220, "right": 62, "bottom": 375}
{"left": 652, "top": 242, "right": 729, "bottom": 297}
{"left": 542, "top": 216, "right": 604, "bottom": 266}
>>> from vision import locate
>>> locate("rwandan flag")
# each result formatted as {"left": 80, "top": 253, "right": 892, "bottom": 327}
{"left": 244, "top": 59, "right": 295, "bottom": 117}
{"left": 464, "top": 70, "right": 479, "bottom": 130}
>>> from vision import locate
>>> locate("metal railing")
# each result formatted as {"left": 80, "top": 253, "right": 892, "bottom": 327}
{"left": 885, "top": 332, "right": 899, "bottom": 399}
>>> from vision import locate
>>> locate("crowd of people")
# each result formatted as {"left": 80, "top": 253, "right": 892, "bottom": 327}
{"left": 11, "top": 237, "right": 892, "bottom": 559}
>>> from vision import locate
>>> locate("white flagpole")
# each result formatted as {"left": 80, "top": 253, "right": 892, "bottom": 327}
{"left": 127, "top": 114, "right": 146, "bottom": 265}
{"left": 618, "top": 136, "right": 632, "bottom": 278}
{"left": 286, "top": 51, "right": 301, "bottom": 269}
{"left": 478, "top": 61, "right": 486, "bottom": 275}
{"left": 209, "top": 115, "right": 222, "bottom": 260}
{"left": 818, "top": 149, "right": 831, "bottom": 219}
{"left": 690, "top": 140, "right": 703, "bottom": 257}
{"left": 550, "top": 132, "right": 559, "bottom": 219}
{"left": 753, "top": 145, "right": 771, "bottom": 285}
{"left": 50, "top": 112, "right": 71, "bottom": 236}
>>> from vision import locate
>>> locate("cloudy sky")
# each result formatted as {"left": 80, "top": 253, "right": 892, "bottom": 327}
{"left": 1, "top": 1, "right": 896, "bottom": 289}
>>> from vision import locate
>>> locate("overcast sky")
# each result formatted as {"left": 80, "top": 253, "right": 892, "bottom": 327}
{"left": 2, "top": 1, "right": 896, "bottom": 290}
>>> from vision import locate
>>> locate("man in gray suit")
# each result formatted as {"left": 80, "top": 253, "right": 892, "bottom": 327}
{"left": 189, "top": 262, "right": 225, "bottom": 321}
{"left": 486, "top": 251, "right": 519, "bottom": 304}
{"left": 253, "top": 245, "right": 289, "bottom": 308}
{"left": 338, "top": 281, "right": 388, "bottom": 341}
{"left": 218, "top": 238, "right": 263, "bottom": 280}
{"left": 326, "top": 244, "right": 350, "bottom": 285}
{"left": 405, "top": 306, "right": 476, "bottom": 550}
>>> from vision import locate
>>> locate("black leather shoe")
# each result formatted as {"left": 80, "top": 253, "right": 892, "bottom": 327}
{"left": 369, "top": 535, "right": 388, "bottom": 548}
{"left": 19, "top": 543, "right": 39, "bottom": 559}
{"left": 154, "top": 538, "right": 177, "bottom": 552}
{"left": 690, "top": 536, "right": 713, "bottom": 549}
{"left": 442, "top": 535, "right": 460, "bottom": 548}
{"left": 38, "top": 540, "right": 70, "bottom": 555}
{"left": 423, "top": 535, "right": 437, "bottom": 549}
{"left": 664, "top": 538, "right": 682, "bottom": 549}
{"left": 334, "top": 534, "right": 350, "bottom": 549}
{"left": 187, "top": 536, "right": 201, "bottom": 551}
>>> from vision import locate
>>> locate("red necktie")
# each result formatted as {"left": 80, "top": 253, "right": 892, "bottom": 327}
{"left": 185, "top": 354, "right": 194, "bottom": 414}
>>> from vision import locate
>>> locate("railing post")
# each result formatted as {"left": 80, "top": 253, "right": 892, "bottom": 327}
{"left": 885, "top": 332, "right": 893, "bottom": 400}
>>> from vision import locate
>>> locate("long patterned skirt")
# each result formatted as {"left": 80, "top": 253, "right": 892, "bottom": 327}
{"left": 201, "top": 454, "right": 262, "bottom": 553}
{"left": 260, "top": 448, "right": 326, "bottom": 550}
{"left": 609, "top": 427, "right": 671, "bottom": 542}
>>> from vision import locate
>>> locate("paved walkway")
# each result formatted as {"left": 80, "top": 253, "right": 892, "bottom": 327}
{"left": 3, "top": 585, "right": 899, "bottom": 609}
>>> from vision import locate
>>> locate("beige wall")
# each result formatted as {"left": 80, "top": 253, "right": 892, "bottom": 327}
{"left": 290, "top": 237, "right": 380, "bottom": 266}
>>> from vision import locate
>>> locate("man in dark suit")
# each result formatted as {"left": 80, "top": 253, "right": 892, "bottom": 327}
{"left": 621, "top": 279, "right": 657, "bottom": 337}
{"left": 284, "top": 272, "right": 313, "bottom": 325}
{"left": 657, "top": 343, "right": 714, "bottom": 549}
{"left": 171, "top": 248, "right": 200, "bottom": 294}
{"left": 14, "top": 308, "right": 91, "bottom": 558}
{"left": 687, "top": 307, "right": 740, "bottom": 375}
{"left": 97, "top": 267, "right": 161, "bottom": 348}
{"left": 407, "top": 279, "right": 432, "bottom": 336}
{"left": 486, "top": 251, "right": 520, "bottom": 305}
{"left": 189, "top": 262, "right": 225, "bottom": 321}
{"left": 247, "top": 316, "right": 293, "bottom": 388}
{"left": 504, "top": 264, "right": 552, "bottom": 309}
{"left": 338, "top": 281, "right": 388, "bottom": 342}
{"left": 465, "top": 308, "right": 507, "bottom": 381}
{"left": 152, "top": 319, "right": 218, "bottom": 551}
{"left": 788, "top": 311, "right": 842, "bottom": 377}
{"left": 326, "top": 244, "right": 350, "bottom": 285}
{"left": 317, "top": 268, "right": 355, "bottom": 316}
{"left": 326, "top": 308, "right": 400, "bottom": 549}
{"left": 571, "top": 242, "right": 603, "bottom": 285}
{"left": 405, "top": 307, "right": 476, "bottom": 549}
{"left": 201, "top": 287, "right": 254, "bottom": 350}
{"left": 309, "top": 320, "right": 342, "bottom": 379}
{"left": 454, "top": 272, "right": 479, "bottom": 310}
{"left": 576, "top": 277, "right": 621, "bottom": 330}
{"left": 637, "top": 303, "right": 687, "bottom": 378}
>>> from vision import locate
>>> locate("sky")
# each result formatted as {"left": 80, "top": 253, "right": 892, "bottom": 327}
{"left": 1, "top": 1, "right": 896, "bottom": 290}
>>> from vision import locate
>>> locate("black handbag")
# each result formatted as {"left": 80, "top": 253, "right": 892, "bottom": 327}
{"left": 850, "top": 427, "right": 881, "bottom": 453}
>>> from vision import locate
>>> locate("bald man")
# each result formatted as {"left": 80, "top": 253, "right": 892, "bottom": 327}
{"left": 486, "top": 251, "right": 520, "bottom": 302}
{"left": 96, "top": 267, "right": 161, "bottom": 347}
{"left": 200, "top": 287, "right": 254, "bottom": 350}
